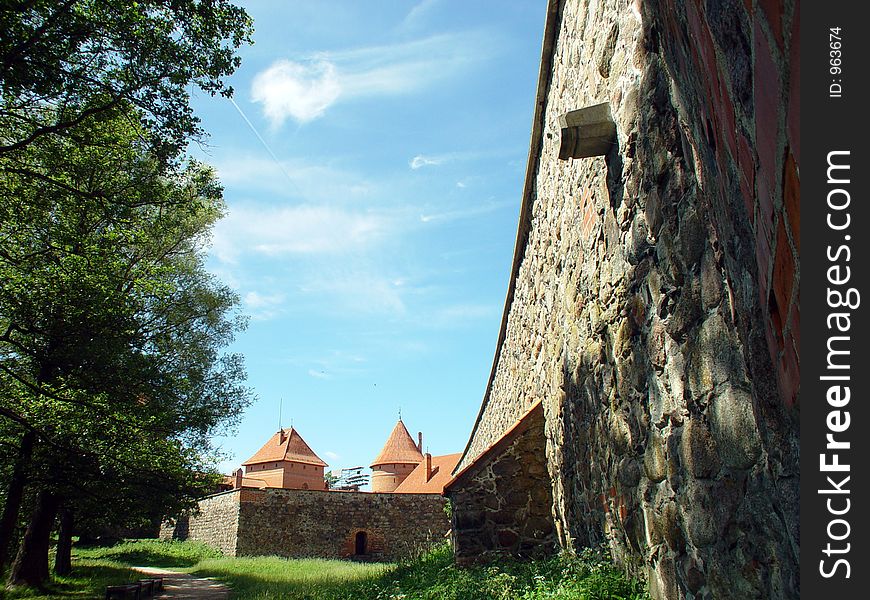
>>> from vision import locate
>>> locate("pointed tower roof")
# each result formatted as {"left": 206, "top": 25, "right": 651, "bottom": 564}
{"left": 242, "top": 428, "right": 328, "bottom": 467}
{"left": 371, "top": 419, "right": 424, "bottom": 466}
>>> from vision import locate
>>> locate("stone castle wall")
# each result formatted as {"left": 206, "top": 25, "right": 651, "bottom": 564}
{"left": 235, "top": 488, "right": 449, "bottom": 560}
{"left": 187, "top": 491, "right": 241, "bottom": 556}
{"left": 449, "top": 404, "right": 556, "bottom": 565}
{"left": 165, "top": 488, "right": 449, "bottom": 561}
{"left": 453, "top": 1, "right": 799, "bottom": 599}
{"left": 162, "top": 490, "right": 242, "bottom": 556}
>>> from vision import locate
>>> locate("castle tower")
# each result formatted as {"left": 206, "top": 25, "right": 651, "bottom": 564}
{"left": 370, "top": 419, "right": 423, "bottom": 493}
{"left": 242, "top": 427, "right": 328, "bottom": 490}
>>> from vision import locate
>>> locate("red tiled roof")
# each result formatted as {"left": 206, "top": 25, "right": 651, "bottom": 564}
{"left": 393, "top": 453, "right": 462, "bottom": 494}
{"left": 242, "top": 428, "right": 328, "bottom": 467}
{"left": 371, "top": 420, "right": 424, "bottom": 466}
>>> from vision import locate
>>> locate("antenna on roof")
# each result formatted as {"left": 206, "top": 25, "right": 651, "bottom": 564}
{"left": 278, "top": 397, "right": 283, "bottom": 431}
{"left": 398, "top": 406, "right": 402, "bottom": 421}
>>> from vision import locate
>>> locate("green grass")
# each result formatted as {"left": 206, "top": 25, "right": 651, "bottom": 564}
{"left": 191, "top": 555, "right": 391, "bottom": 599}
{"left": 346, "top": 544, "right": 650, "bottom": 600}
{"left": 75, "top": 538, "right": 223, "bottom": 568}
{"left": 6, "top": 539, "right": 649, "bottom": 600}
{"left": 3, "top": 559, "right": 138, "bottom": 600}
{"left": 2, "top": 540, "right": 221, "bottom": 600}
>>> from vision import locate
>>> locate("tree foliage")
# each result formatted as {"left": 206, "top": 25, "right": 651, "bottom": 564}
{"left": 0, "top": 104, "right": 252, "bottom": 584}
{"left": 0, "top": 1, "right": 254, "bottom": 586}
{"left": 0, "top": 0, "right": 253, "bottom": 161}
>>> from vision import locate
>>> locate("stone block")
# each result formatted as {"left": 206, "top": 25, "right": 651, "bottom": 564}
{"left": 644, "top": 431, "right": 668, "bottom": 482}
{"left": 680, "top": 419, "right": 719, "bottom": 478}
{"left": 558, "top": 103, "right": 618, "bottom": 159}
{"left": 709, "top": 386, "right": 762, "bottom": 470}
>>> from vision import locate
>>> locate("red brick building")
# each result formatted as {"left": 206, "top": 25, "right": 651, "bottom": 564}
{"left": 223, "top": 420, "right": 460, "bottom": 495}
{"left": 369, "top": 419, "right": 462, "bottom": 494}
{"left": 370, "top": 419, "right": 424, "bottom": 492}
{"left": 241, "top": 427, "right": 328, "bottom": 490}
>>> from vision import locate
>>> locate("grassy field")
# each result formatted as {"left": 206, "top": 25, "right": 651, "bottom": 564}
{"left": 2, "top": 558, "right": 139, "bottom": 600}
{"left": 5, "top": 539, "right": 649, "bottom": 600}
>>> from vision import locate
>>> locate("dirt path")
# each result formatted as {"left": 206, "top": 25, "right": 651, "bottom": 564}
{"left": 133, "top": 566, "right": 231, "bottom": 599}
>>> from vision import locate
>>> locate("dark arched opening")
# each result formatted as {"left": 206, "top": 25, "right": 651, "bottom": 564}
{"left": 354, "top": 531, "right": 367, "bottom": 556}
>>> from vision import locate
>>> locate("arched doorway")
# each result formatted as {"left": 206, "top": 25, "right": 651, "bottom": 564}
{"left": 354, "top": 531, "right": 367, "bottom": 556}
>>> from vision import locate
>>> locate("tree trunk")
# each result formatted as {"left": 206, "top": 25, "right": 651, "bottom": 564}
{"left": 8, "top": 490, "right": 58, "bottom": 588}
{"left": 54, "top": 508, "right": 73, "bottom": 576}
{"left": 0, "top": 429, "right": 35, "bottom": 576}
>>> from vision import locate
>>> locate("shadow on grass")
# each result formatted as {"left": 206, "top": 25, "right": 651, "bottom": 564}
{"left": 187, "top": 557, "right": 393, "bottom": 600}
{"left": 79, "top": 547, "right": 199, "bottom": 569}
{"left": 73, "top": 540, "right": 220, "bottom": 569}
{"left": 4, "top": 563, "right": 136, "bottom": 600}
{"left": 188, "top": 570, "right": 379, "bottom": 600}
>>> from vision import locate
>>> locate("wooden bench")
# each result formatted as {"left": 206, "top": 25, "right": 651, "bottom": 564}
{"left": 105, "top": 583, "right": 141, "bottom": 600}
{"left": 141, "top": 577, "right": 164, "bottom": 593}
{"left": 138, "top": 579, "right": 154, "bottom": 597}
{"left": 105, "top": 575, "right": 165, "bottom": 599}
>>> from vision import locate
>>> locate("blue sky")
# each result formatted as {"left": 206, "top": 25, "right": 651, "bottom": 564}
{"left": 190, "top": 1, "right": 545, "bottom": 479}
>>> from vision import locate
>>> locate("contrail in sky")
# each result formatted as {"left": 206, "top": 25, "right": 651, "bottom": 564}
{"left": 229, "top": 96, "right": 300, "bottom": 190}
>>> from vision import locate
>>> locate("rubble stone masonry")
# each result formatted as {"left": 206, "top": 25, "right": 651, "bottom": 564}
{"left": 162, "top": 488, "right": 449, "bottom": 561}
{"left": 452, "top": 1, "right": 799, "bottom": 599}
{"left": 449, "top": 404, "right": 557, "bottom": 564}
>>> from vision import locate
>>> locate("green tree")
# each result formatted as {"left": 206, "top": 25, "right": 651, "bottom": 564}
{"left": 0, "top": 0, "right": 253, "bottom": 162}
{"left": 0, "top": 105, "right": 251, "bottom": 585}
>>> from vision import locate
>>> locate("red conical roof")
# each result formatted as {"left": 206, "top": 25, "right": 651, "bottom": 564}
{"left": 371, "top": 419, "right": 424, "bottom": 466}
{"left": 242, "top": 427, "right": 328, "bottom": 467}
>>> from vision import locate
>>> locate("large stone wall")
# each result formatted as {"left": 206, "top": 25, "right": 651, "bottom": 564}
{"left": 453, "top": 1, "right": 799, "bottom": 599}
{"left": 168, "top": 488, "right": 449, "bottom": 561}
{"left": 235, "top": 488, "right": 449, "bottom": 560}
{"left": 448, "top": 404, "right": 556, "bottom": 565}
{"left": 187, "top": 491, "right": 240, "bottom": 556}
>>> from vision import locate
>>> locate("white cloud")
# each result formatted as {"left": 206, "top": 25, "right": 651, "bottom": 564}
{"left": 211, "top": 203, "right": 387, "bottom": 264}
{"left": 419, "top": 199, "right": 514, "bottom": 224}
{"left": 408, "top": 150, "right": 488, "bottom": 171}
{"left": 410, "top": 154, "right": 442, "bottom": 170}
{"left": 436, "top": 303, "right": 499, "bottom": 322}
{"left": 401, "top": 0, "right": 441, "bottom": 30}
{"left": 308, "top": 369, "right": 330, "bottom": 379}
{"left": 243, "top": 291, "right": 286, "bottom": 321}
{"left": 300, "top": 271, "right": 407, "bottom": 316}
{"left": 324, "top": 451, "right": 341, "bottom": 460}
{"left": 250, "top": 32, "right": 496, "bottom": 127}
{"left": 212, "top": 155, "right": 372, "bottom": 201}
{"left": 244, "top": 291, "right": 284, "bottom": 309}
{"left": 252, "top": 59, "right": 341, "bottom": 127}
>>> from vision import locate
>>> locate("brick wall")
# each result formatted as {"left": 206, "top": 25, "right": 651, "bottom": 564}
{"left": 452, "top": 1, "right": 799, "bottom": 598}
{"left": 244, "top": 461, "right": 327, "bottom": 489}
